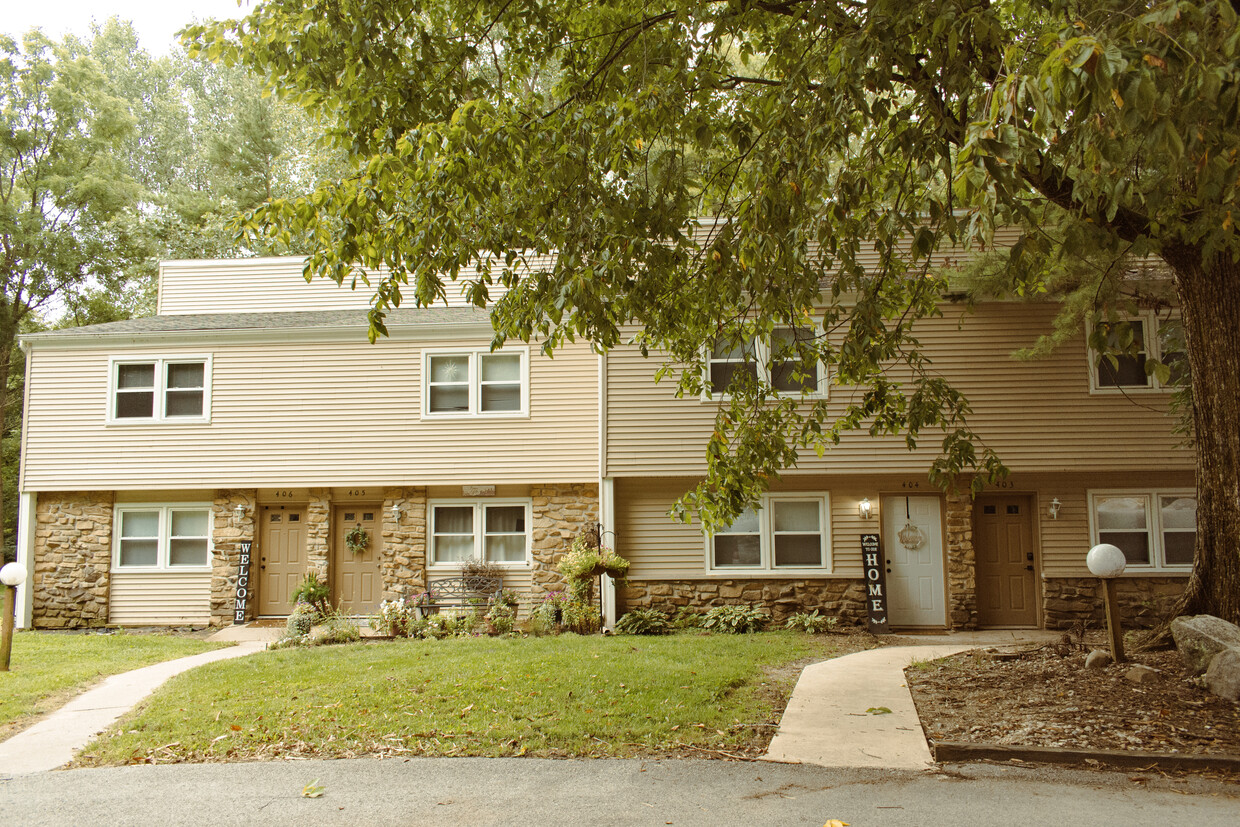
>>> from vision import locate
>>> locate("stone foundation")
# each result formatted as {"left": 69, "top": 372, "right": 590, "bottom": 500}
{"left": 1042, "top": 576, "right": 1188, "bottom": 629}
{"left": 529, "top": 483, "right": 599, "bottom": 595}
{"left": 31, "top": 492, "right": 114, "bottom": 628}
{"left": 945, "top": 489, "right": 978, "bottom": 630}
{"left": 381, "top": 486, "right": 428, "bottom": 601}
{"left": 619, "top": 578, "right": 868, "bottom": 625}
{"left": 210, "top": 490, "right": 257, "bottom": 626}
{"left": 305, "top": 489, "right": 331, "bottom": 582}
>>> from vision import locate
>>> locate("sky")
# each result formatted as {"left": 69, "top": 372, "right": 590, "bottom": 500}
{"left": 3, "top": 0, "right": 257, "bottom": 55}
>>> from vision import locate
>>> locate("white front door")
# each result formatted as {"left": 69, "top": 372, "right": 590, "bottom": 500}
{"left": 881, "top": 495, "right": 946, "bottom": 627}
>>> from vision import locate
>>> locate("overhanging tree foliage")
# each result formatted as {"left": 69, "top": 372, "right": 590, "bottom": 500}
{"left": 191, "top": 0, "right": 1240, "bottom": 625}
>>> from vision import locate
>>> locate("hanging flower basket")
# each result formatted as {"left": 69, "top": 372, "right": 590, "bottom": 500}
{"left": 345, "top": 523, "right": 370, "bottom": 555}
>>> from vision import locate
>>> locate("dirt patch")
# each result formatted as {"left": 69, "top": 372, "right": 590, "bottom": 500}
{"left": 907, "top": 641, "right": 1240, "bottom": 760}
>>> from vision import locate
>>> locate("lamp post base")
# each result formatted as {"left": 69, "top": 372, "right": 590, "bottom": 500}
{"left": 1102, "top": 578, "right": 1126, "bottom": 664}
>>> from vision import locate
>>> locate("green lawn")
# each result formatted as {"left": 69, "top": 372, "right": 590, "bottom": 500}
{"left": 77, "top": 632, "right": 873, "bottom": 766}
{"left": 0, "top": 631, "right": 227, "bottom": 736}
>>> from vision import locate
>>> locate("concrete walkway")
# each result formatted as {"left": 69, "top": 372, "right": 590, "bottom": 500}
{"left": 0, "top": 641, "right": 266, "bottom": 776}
{"left": 765, "top": 631, "right": 1059, "bottom": 769}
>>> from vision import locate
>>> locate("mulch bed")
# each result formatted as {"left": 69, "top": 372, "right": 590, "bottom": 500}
{"left": 906, "top": 641, "right": 1240, "bottom": 771}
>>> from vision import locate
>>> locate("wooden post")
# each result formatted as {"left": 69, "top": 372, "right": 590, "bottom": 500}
{"left": 1102, "top": 578, "right": 1126, "bottom": 663}
{"left": 1, "top": 586, "right": 14, "bottom": 672}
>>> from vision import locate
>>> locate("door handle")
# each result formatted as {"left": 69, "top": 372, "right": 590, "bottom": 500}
{"left": 1025, "top": 565, "right": 1034, "bottom": 571}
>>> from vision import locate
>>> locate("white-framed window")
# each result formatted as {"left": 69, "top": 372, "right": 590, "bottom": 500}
{"left": 705, "top": 328, "right": 825, "bottom": 399}
{"left": 1089, "top": 313, "right": 1185, "bottom": 393}
{"left": 108, "top": 356, "right": 212, "bottom": 423}
{"left": 1088, "top": 489, "right": 1196, "bottom": 570}
{"left": 113, "top": 504, "right": 213, "bottom": 571}
{"left": 429, "top": 499, "right": 532, "bottom": 567}
{"left": 422, "top": 348, "right": 529, "bottom": 417}
{"left": 707, "top": 494, "right": 831, "bottom": 572}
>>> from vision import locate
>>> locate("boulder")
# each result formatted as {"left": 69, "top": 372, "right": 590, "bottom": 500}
{"left": 1204, "top": 649, "right": 1240, "bottom": 702}
{"left": 1084, "top": 649, "right": 1113, "bottom": 670}
{"left": 1170, "top": 615, "right": 1240, "bottom": 675}
{"left": 1124, "top": 664, "right": 1160, "bottom": 685}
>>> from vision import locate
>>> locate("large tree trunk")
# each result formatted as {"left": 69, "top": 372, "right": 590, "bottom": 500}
{"left": 1154, "top": 247, "right": 1240, "bottom": 633}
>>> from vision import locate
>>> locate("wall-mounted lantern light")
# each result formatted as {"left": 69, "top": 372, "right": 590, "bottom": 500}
{"left": 1048, "top": 497, "right": 1062, "bottom": 520}
{"left": 232, "top": 503, "right": 247, "bottom": 526}
{"left": 391, "top": 501, "right": 404, "bottom": 521}
{"left": 858, "top": 498, "right": 873, "bottom": 520}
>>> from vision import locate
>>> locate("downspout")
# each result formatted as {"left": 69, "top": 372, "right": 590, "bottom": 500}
{"left": 597, "top": 347, "right": 617, "bottom": 627}
{"left": 15, "top": 339, "right": 35, "bottom": 627}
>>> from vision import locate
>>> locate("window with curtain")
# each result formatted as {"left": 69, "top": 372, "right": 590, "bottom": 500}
{"left": 430, "top": 500, "right": 531, "bottom": 565}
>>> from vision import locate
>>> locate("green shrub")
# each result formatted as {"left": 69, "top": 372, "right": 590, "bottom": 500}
{"left": 672, "top": 607, "right": 704, "bottom": 629}
{"left": 562, "top": 599, "right": 601, "bottom": 634}
{"left": 314, "top": 615, "right": 361, "bottom": 645}
{"left": 290, "top": 573, "right": 331, "bottom": 617}
{"left": 614, "top": 608, "right": 673, "bottom": 636}
{"left": 701, "top": 605, "right": 769, "bottom": 634}
{"left": 285, "top": 602, "right": 316, "bottom": 637}
{"left": 485, "top": 601, "right": 516, "bottom": 635}
{"left": 784, "top": 610, "right": 838, "bottom": 634}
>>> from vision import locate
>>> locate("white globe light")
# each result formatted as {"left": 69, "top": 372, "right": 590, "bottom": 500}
{"left": 0, "top": 562, "right": 27, "bottom": 587}
{"left": 1086, "top": 543, "right": 1127, "bottom": 579}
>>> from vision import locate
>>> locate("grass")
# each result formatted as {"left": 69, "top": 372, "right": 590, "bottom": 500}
{"left": 0, "top": 631, "right": 226, "bottom": 737}
{"left": 77, "top": 631, "right": 874, "bottom": 766}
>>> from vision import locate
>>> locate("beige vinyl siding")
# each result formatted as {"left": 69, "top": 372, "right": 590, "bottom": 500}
{"left": 614, "top": 471, "right": 1194, "bottom": 582}
{"left": 1025, "top": 470, "right": 1195, "bottom": 577}
{"left": 156, "top": 256, "right": 553, "bottom": 315}
{"left": 615, "top": 477, "right": 867, "bottom": 580}
{"left": 109, "top": 572, "right": 211, "bottom": 625}
{"left": 22, "top": 338, "right": 598, "bottom": 490}
{"left": 606, "top": 302, "right": 1192, "bottom": 476}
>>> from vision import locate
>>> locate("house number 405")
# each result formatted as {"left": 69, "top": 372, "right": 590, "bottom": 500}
{"left": 348, "top": 489, "right": 367, "bottom": 497}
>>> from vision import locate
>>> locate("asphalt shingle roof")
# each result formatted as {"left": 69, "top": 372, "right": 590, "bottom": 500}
{"left": 22, "top": 307, "right": 493, "bottom": 341}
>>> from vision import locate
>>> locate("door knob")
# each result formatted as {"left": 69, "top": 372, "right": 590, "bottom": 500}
{"left": 1025, "top": 565, "right": 1034, "bottom": 571}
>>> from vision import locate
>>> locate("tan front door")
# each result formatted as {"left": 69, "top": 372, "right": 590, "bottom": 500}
{"left": 975, "top": 494, "right": 1038, "bottom": 627}
{"left": 258, "top": 506, "right": 308, "bottom": 616}
{"left": 333, "top": 505, "right": 383, "bottom": 614}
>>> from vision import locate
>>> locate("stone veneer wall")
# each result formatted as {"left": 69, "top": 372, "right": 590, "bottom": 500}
{"left": 944, "top": 490, "right": 978, "bottom": 630}
{"left": 381, "top": 486, "right": 428, "bottom": 601}
{"left": 31, "top": 492, "right": 114, "bottom": 628}
{"left": 620, "top": 579, "right": 868, "bottom": 625}
{"left": 1042, "top": 577, "right": 1188, "bottom": 629}
{"left": 529, "top": 483, "right": 599, "bottom": 596}
{"left": 305, "top": 489, "right": 331, "bottom": 582}
{"left": 210, "top": 489, "right": 258, "bottom": 626}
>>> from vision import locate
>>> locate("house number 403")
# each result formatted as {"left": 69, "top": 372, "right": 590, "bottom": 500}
{"left": 901, "top": 481, "right": 920, "bottom": 489}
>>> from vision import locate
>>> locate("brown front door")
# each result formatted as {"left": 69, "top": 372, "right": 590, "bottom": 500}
{"left": 332, "top": 505, "right": 383, "bottom": 614}
{"left": 258, "top": 506, "right": 308, "bottom": 616}
{"left": 975, "top": 495, "right": 1038, "bottom": 627}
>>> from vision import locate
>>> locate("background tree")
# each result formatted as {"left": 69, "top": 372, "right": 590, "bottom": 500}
{"left": 191, "top": 0, "right": 1240, "bottom": 626}
{"left": 0, "top": 30, "right": 145, "bottom": 557}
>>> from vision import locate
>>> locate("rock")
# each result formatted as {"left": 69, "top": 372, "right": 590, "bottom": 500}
{"left": 1204, "top": 649, "right": 1240, "bottom": 702}
{"left": 1124, "top": 664, "right": 1160, "bottom": 684}
{"left": 1085, "top": 649, "right": 1113, "bottom": 670}
{"left": 1170, "top": 614, "right": 1240, "bottom": 675}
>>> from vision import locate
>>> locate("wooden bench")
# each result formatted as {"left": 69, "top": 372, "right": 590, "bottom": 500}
{"left": 411, "top": 576, "right": 502, "bottom": 617}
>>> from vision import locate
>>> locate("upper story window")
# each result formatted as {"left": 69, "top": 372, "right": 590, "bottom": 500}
{"left": 1090, "top": 314, "right": 1184, "bottom": 393}
{"left": 707, "top": 494, "right": 831, "bottom": 572}
{"left": 110, "top": 357, "right": 211, "bottom": 423}
{"left": 1089, "top": 489, "right": 1195, "bottom": 570}
{"left": 429, "top": 499, "right": 531, "bottom": 567}
{"left": 422, "top": 348, "right": 529, "bottom": 417}
{"left": 114, "top": 504, "right": 213, "bottom": 571}
{"left": 706, "top": 328, "right": 825, "bottom": 398}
